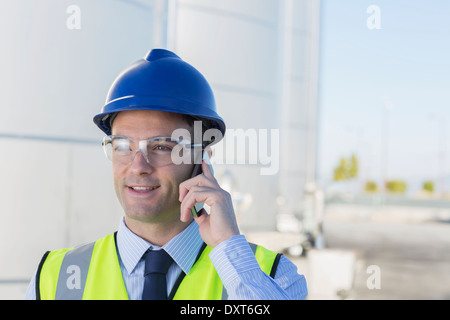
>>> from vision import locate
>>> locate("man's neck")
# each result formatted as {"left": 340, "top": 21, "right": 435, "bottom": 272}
{"left": 123, "top": 215, "right": 193, "bottom": 247}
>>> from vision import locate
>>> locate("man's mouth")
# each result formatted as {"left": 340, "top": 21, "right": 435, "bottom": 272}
{"left": 130, "top": 186, "right": 159, "bottom": 191}
{"left": 127, "top": 185, "right": 160, "bottom": 194}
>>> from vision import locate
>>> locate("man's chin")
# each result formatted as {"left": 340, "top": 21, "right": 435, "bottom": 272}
{"left": 123, "top": 204, "right": 180, "bottom": 224}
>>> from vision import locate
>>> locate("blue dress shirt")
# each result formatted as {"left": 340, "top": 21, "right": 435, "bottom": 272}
{"left": 25, "top": 218, "right": 307, "bottom": 300}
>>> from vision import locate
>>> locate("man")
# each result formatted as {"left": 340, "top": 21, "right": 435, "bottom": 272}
{"left": 26, "top": 49, "right": 307, "bottom": 300}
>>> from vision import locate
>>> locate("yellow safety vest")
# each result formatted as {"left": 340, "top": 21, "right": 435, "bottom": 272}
{"left": 36, "top": 233, "right": 282, "bottom": 300}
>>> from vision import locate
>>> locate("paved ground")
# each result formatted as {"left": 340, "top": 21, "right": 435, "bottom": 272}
{"left": 249, "top": 203, "right": 450, "bottom": 300}
{"left": 323, "top": 218, "right": 450, "bottom": 299}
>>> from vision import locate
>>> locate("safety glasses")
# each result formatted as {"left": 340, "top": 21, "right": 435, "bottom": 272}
{"left": 102, "top": 135, "right": 204, "bottom": 167}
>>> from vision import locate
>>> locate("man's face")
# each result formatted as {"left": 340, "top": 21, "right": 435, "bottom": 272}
{"left": 111, "top": 110, "right": 194, "bottom": 225}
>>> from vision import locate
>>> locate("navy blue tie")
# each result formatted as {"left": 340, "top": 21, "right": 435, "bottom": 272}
{"left": 141, "top": 249, "right": 173, "bottom": 300}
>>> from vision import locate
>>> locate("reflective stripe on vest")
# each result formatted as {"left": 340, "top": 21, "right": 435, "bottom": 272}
{"left": 36, "top": 233, "right": 281, "bottom": 300}
{"left": 38, "top": 234, "right": 128, "bottom": 300}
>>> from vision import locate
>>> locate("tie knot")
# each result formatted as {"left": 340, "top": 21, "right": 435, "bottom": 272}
{"left": 144, "top": 249, "right": 173, "bottom": 276}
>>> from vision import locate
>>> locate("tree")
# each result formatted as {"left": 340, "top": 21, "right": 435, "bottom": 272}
{"left": 333, "top": 154, "right": 359, "bottom": 181}
{"left": 364, "top": 181, "right": 378, "bottom": 193}
{"left": 348, "top": 154, "right": 358, "bottom": 179}
{"left": 422, "top": 181, "right": 434, "bottom": 194}
{"left": 333, "top": 158, "right": 347, "bottom": 181}
{"left": 386, "top": 180, "right": 407, "bottom": 194}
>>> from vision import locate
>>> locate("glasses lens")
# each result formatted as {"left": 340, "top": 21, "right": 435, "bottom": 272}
{"left": 102, "top": 136, "right": 113, "bottom": 160}
{"left": 103, "top": 136, "right": 131, "bottom": 162}
{"left": 147, "top": 138, "right": 185, "bottom": 166}
{"left": 102, "top": 136, "right": 194, "bottom": 167}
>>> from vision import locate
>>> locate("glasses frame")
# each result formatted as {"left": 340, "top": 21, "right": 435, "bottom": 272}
{"left": 102, "top": 135, "right": 206, "bottom": 166}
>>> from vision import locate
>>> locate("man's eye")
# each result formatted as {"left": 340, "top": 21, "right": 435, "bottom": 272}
{"left": 152, "top": 144, "right": 172, "bottom": 151}
{"left": 114, "top": 142, "right": 130, "bottom": 152}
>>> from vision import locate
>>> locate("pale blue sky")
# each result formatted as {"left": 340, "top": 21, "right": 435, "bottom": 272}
{"left": 318, "top": 0, "right": 450, "bottom": 193}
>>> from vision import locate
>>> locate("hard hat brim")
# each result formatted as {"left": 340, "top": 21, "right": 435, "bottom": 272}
{"left": 93, "top": 96, "right": 226, "bottom": 140}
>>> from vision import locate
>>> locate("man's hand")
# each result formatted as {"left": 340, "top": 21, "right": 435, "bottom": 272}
{"left": 179, "top": 160, "right": 240, "bottom": 247}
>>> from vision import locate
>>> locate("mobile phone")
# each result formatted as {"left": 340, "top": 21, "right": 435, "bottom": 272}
{"left": 190, "top": 150, "right": 214, "bottom": 218}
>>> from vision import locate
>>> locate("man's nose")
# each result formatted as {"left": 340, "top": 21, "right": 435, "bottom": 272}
{"left": 129, "top": 150, "right": 153, "bottom": 175}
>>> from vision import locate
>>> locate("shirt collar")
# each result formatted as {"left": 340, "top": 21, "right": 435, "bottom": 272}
{"left": 116, "top": 217, "right": 204, "bottom": 275}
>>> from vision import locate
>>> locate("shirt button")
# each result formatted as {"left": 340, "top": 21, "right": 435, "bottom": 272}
{"left": 229, "top": 251, "right": 238, "bottom": 259}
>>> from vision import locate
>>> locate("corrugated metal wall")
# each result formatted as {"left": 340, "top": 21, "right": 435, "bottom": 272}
{"left": 0, "top": 0, "right": 163, "bottom": 298}
{"left": 168, "top": 0, "right": 320, "bottom": 232}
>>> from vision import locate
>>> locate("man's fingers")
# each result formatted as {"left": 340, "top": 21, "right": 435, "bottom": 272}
{"left": 178, "top": 167, "right": 217, "bottom": 202}
{"left": 179, "top": 186, "right": 209, "bottom": 221}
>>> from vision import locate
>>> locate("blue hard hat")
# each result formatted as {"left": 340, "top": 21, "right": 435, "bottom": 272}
{"left": 93, "top": 49, "right": 226, "bottom": 140}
